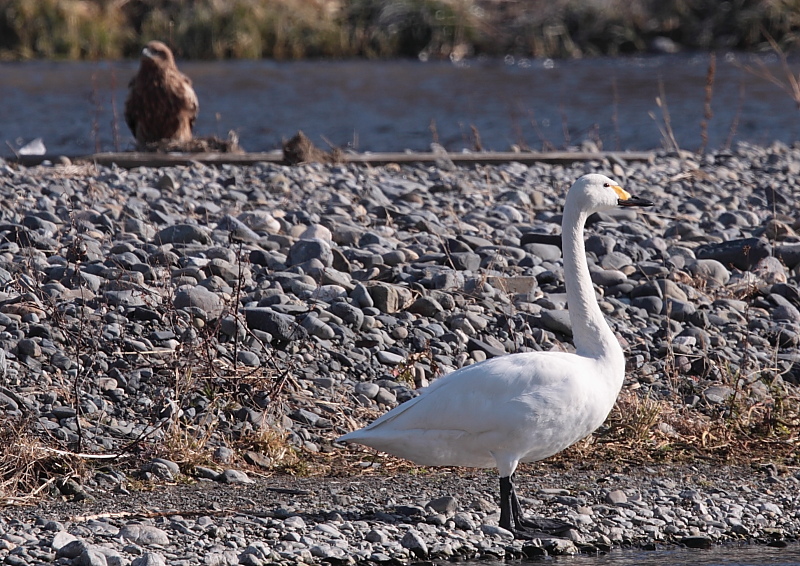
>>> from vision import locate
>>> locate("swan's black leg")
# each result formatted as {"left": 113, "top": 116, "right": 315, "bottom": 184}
{"left": 499, "top": 474, "right": 576, "bottom": 539}
{"left": 498, "top": 476, "right": 514, "bottom": 532}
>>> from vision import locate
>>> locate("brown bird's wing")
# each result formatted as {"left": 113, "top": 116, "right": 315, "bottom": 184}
{"left": 124, "top": 75, "right": 138, "bottom": 139}
{"left": 167, "top": 70, "right": 199, "bottom": 141}
{"left": 179, "top": 74, "right": 199, "bottom": 130}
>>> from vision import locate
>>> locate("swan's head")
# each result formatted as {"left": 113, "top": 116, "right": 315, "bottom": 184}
{"left": 566, "top": 173, "right": 653, "bottom": 213}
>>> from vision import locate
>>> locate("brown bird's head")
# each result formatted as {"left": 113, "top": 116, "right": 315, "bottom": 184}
{"left": 141, "top": 41, "right": 176, "bottom": 68}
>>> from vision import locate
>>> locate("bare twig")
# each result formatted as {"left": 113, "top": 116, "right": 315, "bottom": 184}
{"left": 4, "top": 141, "right": 20, "bottom": 159}
{"left": 90, "top": 69, "right": 101, "bottom": 153}
{"left": 528, "top": 110, "right": 555, "bottom": 151}
{"left": 652, "top": 78, "right": 680, "bottom": 152}
{"left": 699, "top": 52, "right": 716, "bottom": 154}
{"left": 724, "top": 81, "right": 745, "bottom": 151}
{"left": 611, "top": 76, "right": 620, "bottom": 151}
{"left": 36, "top": 446, "right": 126, "bottom": 460}
{"left": 559, "top": 101, "right": 570, "bottom": 148}
{"left": 470, "top": 123, "right": 483, "bottom": 151}
{"left": 429, "top": 119, "right": 439, "bottom": 145}
{"left": 110, "top": 64, "right": 121, "bottom": 152}
{"left": 739, "top": 30, "right": 800, "bottom": 107}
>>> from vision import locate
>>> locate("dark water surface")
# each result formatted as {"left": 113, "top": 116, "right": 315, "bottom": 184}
{"left": 2, "top": 54, "right": 800, "bottom": 156}
{"left": 470, "top": 544, "right": 800, "bottom": 566}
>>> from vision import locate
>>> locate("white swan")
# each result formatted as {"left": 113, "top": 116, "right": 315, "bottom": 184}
{"left": 337, "top": 174, "right": 652, "bottom": 537}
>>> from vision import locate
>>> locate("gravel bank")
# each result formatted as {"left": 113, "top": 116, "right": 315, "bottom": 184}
{"left": 4, "top": 463, "right": 800, "bottom": 565}
{"left": 1, "top": 142, "right": 799, "bottom": 564}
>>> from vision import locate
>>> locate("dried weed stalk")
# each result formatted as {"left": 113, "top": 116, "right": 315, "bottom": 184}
{"left": 740, "top": 30, "right": 800, "bottom": 108}
{"left": 650, "top": 78, "right": 680, "bottom": 152}
{"left": 699, "top": 52, "right": 716, "bottom": 154}
{"left": 0, "top": 417, "right": 84, "bottom": 505}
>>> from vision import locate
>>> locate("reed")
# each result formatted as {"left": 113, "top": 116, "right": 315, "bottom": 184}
{"left": 135, "top": 0, "right": 347, "bottom": 59}
{"left": 0, "top": 0, "right": 131, "bottom": 60}
{"left": 344, "top": 0, "right": 481, "bottom": 59}
{"left": 2, "top": 0, "right": 800, "bottom": 61}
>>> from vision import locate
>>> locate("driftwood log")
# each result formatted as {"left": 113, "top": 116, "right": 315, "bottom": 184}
{"left": 10, "top": 150, "right": 654, "bottom": 169}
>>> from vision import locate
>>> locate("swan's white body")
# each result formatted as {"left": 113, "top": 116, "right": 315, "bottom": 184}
{"left": 338, "top": 174, "right": 651, "bottom": 533}
{"left": 339, "top": 350, "right": 621, "bottom": 477}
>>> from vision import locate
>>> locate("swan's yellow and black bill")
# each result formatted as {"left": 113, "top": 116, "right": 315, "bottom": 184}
{"left": 613, "top": 185, "right": 653, "bottom": 207}
{"left": 618, "top": 195, "right": 653, "bottom": 207}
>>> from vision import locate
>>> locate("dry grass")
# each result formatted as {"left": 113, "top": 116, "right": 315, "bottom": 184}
{"left": 159, "top": 409, "right": 219, "bottom": 472}
{"left": 580, "top": 376, "right": 800, "bottom": 467}
{"left": 0, "top": 416, "right": 86, "bottom": 505}
{"left": 739, "top": 28, "right": 800, "bottom": 108}
{"left": 234, "top": 426, "right": 303, "bottom": 473}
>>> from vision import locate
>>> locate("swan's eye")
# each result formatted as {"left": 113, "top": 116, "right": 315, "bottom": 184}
{"left": 603, "top": 183, "right": 610, "bottom": 187}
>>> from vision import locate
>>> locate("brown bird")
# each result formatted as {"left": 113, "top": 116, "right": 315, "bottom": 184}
{"left": 125, "top": 41, "right": 198, "bottom": 149}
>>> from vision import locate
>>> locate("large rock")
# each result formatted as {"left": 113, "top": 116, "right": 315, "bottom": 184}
{"left": 696, "top": 237, "right": 770, "bottom": 271}
{"left": 131, "top": 553, "right": 167, "bottom": 566}
{"left": 328, "top": 301, "right": 364, "bottom": 328}
{"left": 238, "top": 210, "right": 281, "bottom": 233}
{"left": 400, "top": 529, "right": 428, "bottom": 558}
{"left": 119, "top": 525, "right": 169, "bottom": 546}
{"left": 366, "top": 282, "right": 413, "bottom": 313}
{"left": 449, "top": 252, "right": 481, "bottom": 271}
{"left": 215, "top": 215, "right": 261, "bottom": 243}
{"left": 243, "top": 307, "right": 307, "bottom": 343}
{"left": 776, "top": 243, "right": 800, "bottom": 269}
{"left": 173, "top": 285, "right": 224, "bottom": 320}
{"left": 153, "top": 224, "right": 210, "bottom": 245}
{"left": 540, "top": 309, "right": 572, "bottom": 335}
{"left": 287, "top": 238, "right": 333, "bottom": 267}
{"left": 688, "top": 258, "right": 731, "bottom": 286}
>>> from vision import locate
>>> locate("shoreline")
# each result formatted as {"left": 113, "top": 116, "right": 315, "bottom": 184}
{"left": 3, "top": 462, "right": 800, "bottom": 563}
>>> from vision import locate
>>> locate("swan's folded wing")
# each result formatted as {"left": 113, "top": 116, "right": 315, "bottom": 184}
{"left": 341, "top": 351, "right": 591, "bottom": 438}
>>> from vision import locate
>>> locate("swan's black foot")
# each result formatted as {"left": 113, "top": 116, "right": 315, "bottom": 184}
{"left": 506, "top": 527, "right": 544, "bottom": 540}
{"left": 504, "top": 517, "right": 576, "bottom": 540}
{"left": 516, "top": 516, "right": 576, "bottom": 536}
{"left": 498, "top": 475, "right": 577, "bottom": 539}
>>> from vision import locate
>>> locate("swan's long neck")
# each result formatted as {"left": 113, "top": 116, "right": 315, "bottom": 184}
{"left": 561, "top": 205, "right": 624, "bottom": 365}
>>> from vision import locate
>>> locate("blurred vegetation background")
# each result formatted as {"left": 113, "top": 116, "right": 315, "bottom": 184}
{"left": 0, "top": 0, "right": 799, "bottom": 61}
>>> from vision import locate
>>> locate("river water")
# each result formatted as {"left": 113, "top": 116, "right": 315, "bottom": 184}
{"left": 2, "top": 53, "right": 800, "bottom": 156}
{"left": 474, "top": 544, "right": 800, "bottom": 565}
